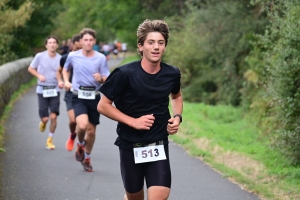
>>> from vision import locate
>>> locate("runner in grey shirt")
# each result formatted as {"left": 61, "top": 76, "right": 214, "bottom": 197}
{"left": 28, "top": 36, "right": 61, "bottom": 150}
{"left": 62, "top": 28, "right": 110, "bottom": 172}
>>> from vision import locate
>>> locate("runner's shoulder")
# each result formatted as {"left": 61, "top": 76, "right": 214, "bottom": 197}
{"left": 118, "top": 60, "right": 140, "bottom": 74}
{"left": 34, "top": 50, "right": 47, "bottom": 58}
{"left": 161, "top": 62, "right": 180, "bottom": 75}
{"left": 94, "top": 50, "right": 106, "bottom": 59}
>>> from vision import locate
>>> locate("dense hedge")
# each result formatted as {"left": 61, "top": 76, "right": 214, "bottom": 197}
{"left": 256, "top": 0, "right": 300, "bottom": 164}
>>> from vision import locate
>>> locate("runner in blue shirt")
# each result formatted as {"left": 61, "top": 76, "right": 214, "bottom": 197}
{"left": 63, "top": 28, "right": 110, "bottom": 172}
{"left": 28, "top": 36, "right": 61, "bottom": 150}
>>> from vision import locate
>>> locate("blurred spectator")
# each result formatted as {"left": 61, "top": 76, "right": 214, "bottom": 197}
{"left": 93, "top": 41, "right": 100, "bottom": 51}
{"left": 67, "top": 38, "right": 72, "bottom": 52}
{"left": 101, "top": 42, "right": 111, "bottom": 60}
{"left": 121, "top": 42, "right": 127, "bottom": 58}
{"left": 59, "top": 40, "right": 69, "bottom": 55}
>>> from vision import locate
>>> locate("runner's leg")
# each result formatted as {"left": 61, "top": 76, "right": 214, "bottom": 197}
{"left": 145, "top": 144, "right": 171, "bottom": 200}
{"left": 37, "top": 94, "right": 49, "bottom": 132}
{"left": 84, "top": 123, "right": 96, "bottom": 154}
{"left": 119, "top": 147, "right": 145, "bottom": 200}
{"left": 147, "top": 186, "right": 170, "bottom": 200}
{"left": 75, "top": 114, "right": 89, "bottom": 143}
{"left": 47, "top": 94, "right": 60, "bottom": 150}
{"left": 49, "top": 112, "right": 57, "bottom": 133}
{"left": 68, "top": 109, "right": 76, "bottom": 133}
{"left": 65, "top": 91, "right": 76, "bottom": 151}
{"left": 125, "top": 189, "right": 144, "bottom": 200}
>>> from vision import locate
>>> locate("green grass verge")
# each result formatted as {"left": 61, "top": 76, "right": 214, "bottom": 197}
{"left": 0, "top": 78, "right": 37, "bottom": 152}
{"left": 171, "top": 102, "right": 300, "bottom": 199}
{"left": 118, "top": 53, "right": 140, "bottom": 66}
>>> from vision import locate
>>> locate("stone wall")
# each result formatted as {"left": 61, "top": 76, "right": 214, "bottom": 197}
{"left": 0, "top": 57, "right": 33, "bottom": 117}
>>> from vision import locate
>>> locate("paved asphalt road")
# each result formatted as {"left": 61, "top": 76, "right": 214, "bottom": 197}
{"left": 0, "top": 59, "right": 260, "bottom": 200}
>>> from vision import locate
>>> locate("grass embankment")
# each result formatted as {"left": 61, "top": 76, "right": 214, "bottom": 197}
{"left": 171, "top": 102, "right": 300, "bottom": 200}
{"left": 118, "top": 53, "right": 140, "bottom": 66}
{"left": 0, "top": 78, "right": 37, "bottom": 152}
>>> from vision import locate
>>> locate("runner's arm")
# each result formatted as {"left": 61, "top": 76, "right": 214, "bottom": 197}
{"left": 167, "top": 90, "right": 183, "bottom": 134}
{"left": 28, "top": 66, "right": 45, "bottom": 82}
{"left": 62, "top": 68, "right": 71, "bottom": 90}
{"left": 93, "top": 73, "right": 108, "bottom": 84}
{"left": 170, "top": 90, "right": 183, "bottom": 118}
{"left": 56, "top": 66, "right": 64, "bottom": 88}
{"left": 97, "top": 95, "right": 155, "bottom": 130}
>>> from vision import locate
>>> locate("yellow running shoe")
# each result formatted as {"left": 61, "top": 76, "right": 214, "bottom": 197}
{"left": 39, "top": 121, "right": 46, "bottom": 132}
{"left": 46, "top": 137, "right": 55, "bottom": 150}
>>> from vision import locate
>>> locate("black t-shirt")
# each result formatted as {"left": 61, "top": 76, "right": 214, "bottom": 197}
{"left": 59, "top": 45, "right": 69, "bottom": 55}
{"left": 100, "top": 60, "right": 181, "bottom": 149}
{"left": 59, "top": 53, "right": 73, "bottom": 82}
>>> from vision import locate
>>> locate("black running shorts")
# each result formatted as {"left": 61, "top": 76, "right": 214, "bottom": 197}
{"left": 71, "top": 94, "right": 101, "bottom": 125}
{"left": 119, "top": 143, "right": 171, "bottom": 194}
{"left": 37, "top": 93, "right": 60, "bottom": 118}
{"left": 64, "top": 91, "right": 73, "bottom": 111}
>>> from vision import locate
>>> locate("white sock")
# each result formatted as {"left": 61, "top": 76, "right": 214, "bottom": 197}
{"left": 84, "top": 152, "right": 90, "bottom": 159}
{"left": 78, "top": 140, "right": 85, "bottom": 146}
{"left": 49, "top": 132, "right": 54, "bottom": 137}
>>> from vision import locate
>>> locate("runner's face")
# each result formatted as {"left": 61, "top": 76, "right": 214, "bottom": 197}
{"left": 138, "top": 32, "right": 166, "bottom": 63}
{"left": 73, "top": 41, "right": 82, "bottom": 51}
{"left": 45, "top": 38, "right": 58, "bottom": 52}
{"left": 80, "top": 34, "right": 95, "bottom": 51}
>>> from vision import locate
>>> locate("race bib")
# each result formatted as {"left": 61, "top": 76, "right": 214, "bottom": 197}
{"left": 42, "top": 86, "right": 57, "bottom": 98}
{"left": 134, "top": 145, "right": 166, "bottom": 164}
{"left": 78, "top": 86, "right": 96, "bottom": 99}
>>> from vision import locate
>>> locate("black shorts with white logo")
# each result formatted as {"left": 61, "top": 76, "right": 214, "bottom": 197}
{"left": 119, "top": 143, "right": 171, "bottom": 193}
{"left": 37, "top": 93, "right": 60, "bottom": 118}
{"left": 71, "top": 94, "right": 101, "bottom": 125}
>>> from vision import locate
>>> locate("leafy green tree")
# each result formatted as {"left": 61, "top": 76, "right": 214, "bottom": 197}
{"left": 8, "top": 0, "right": 62, "bottom": 58}
{"left": 254, "top": 0, "right": 300, "bottom": 164}
{"left": 165, "top": 0, "right": 267, "bottom": 105}
{"left": 53, "top": 0, "right": 185, "bottom": 48}
{"left": 0, "top": 0, "right": 33, "bottom": 64}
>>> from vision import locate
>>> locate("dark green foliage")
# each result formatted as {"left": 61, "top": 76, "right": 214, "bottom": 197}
{"left": 53, "top": 0, "right": 186, "bottom": 48}
{"left": 256, "top": 0, "right": 300, "bottom": 164}
{"left": 8, "top": 0, "right": 62, "bottom": 57}
{"left": 165, "top": 0, "right": 267, "bottom": 106}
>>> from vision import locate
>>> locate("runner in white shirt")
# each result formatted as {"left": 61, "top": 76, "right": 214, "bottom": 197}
{"left": 28, "top": 36, "right": 61, "bottom": 150}
{"left": 63, "top": 28, "right": 110, "bottom": 172}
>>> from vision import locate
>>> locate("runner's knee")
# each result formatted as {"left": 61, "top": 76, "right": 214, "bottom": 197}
{"left": 147, "top": 186, "right": 170, "bottom": 200}
{"left": 49, "top": 113, "right": 57, "bottom": 120}
{"left": 76, "top": 122, "right": 88, "bottom": 132}
{"left": 125, "top": 188, "right": 144, "bottom": 200}
{"left": 41, "top": 117, "right": 49, "bottom": 123}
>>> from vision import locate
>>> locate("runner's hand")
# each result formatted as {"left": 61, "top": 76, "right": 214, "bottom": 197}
{"left": 64, "top": 81, "right": 72, "bottom": 91}
{"left": 167, "top": 117, "right": 180, "bottom": 135}
{"left": 38, "top": 74, "right": 46, "bottom": 82}
{"left": 58, "top": 81, "right": 64, "bottom": 89}
{"left": 132, "top": 114, "right": 155, "bottom": 130}
{"left": 92, "top": 73, "right": 102, "bottom": 83}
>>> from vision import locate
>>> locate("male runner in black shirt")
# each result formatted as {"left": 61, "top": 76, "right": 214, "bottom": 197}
{"left": 98, "top": 19, "right": 183, "bottom": 200}
{"left": 56, "top": 34, "right": 81, "bottom": 151}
